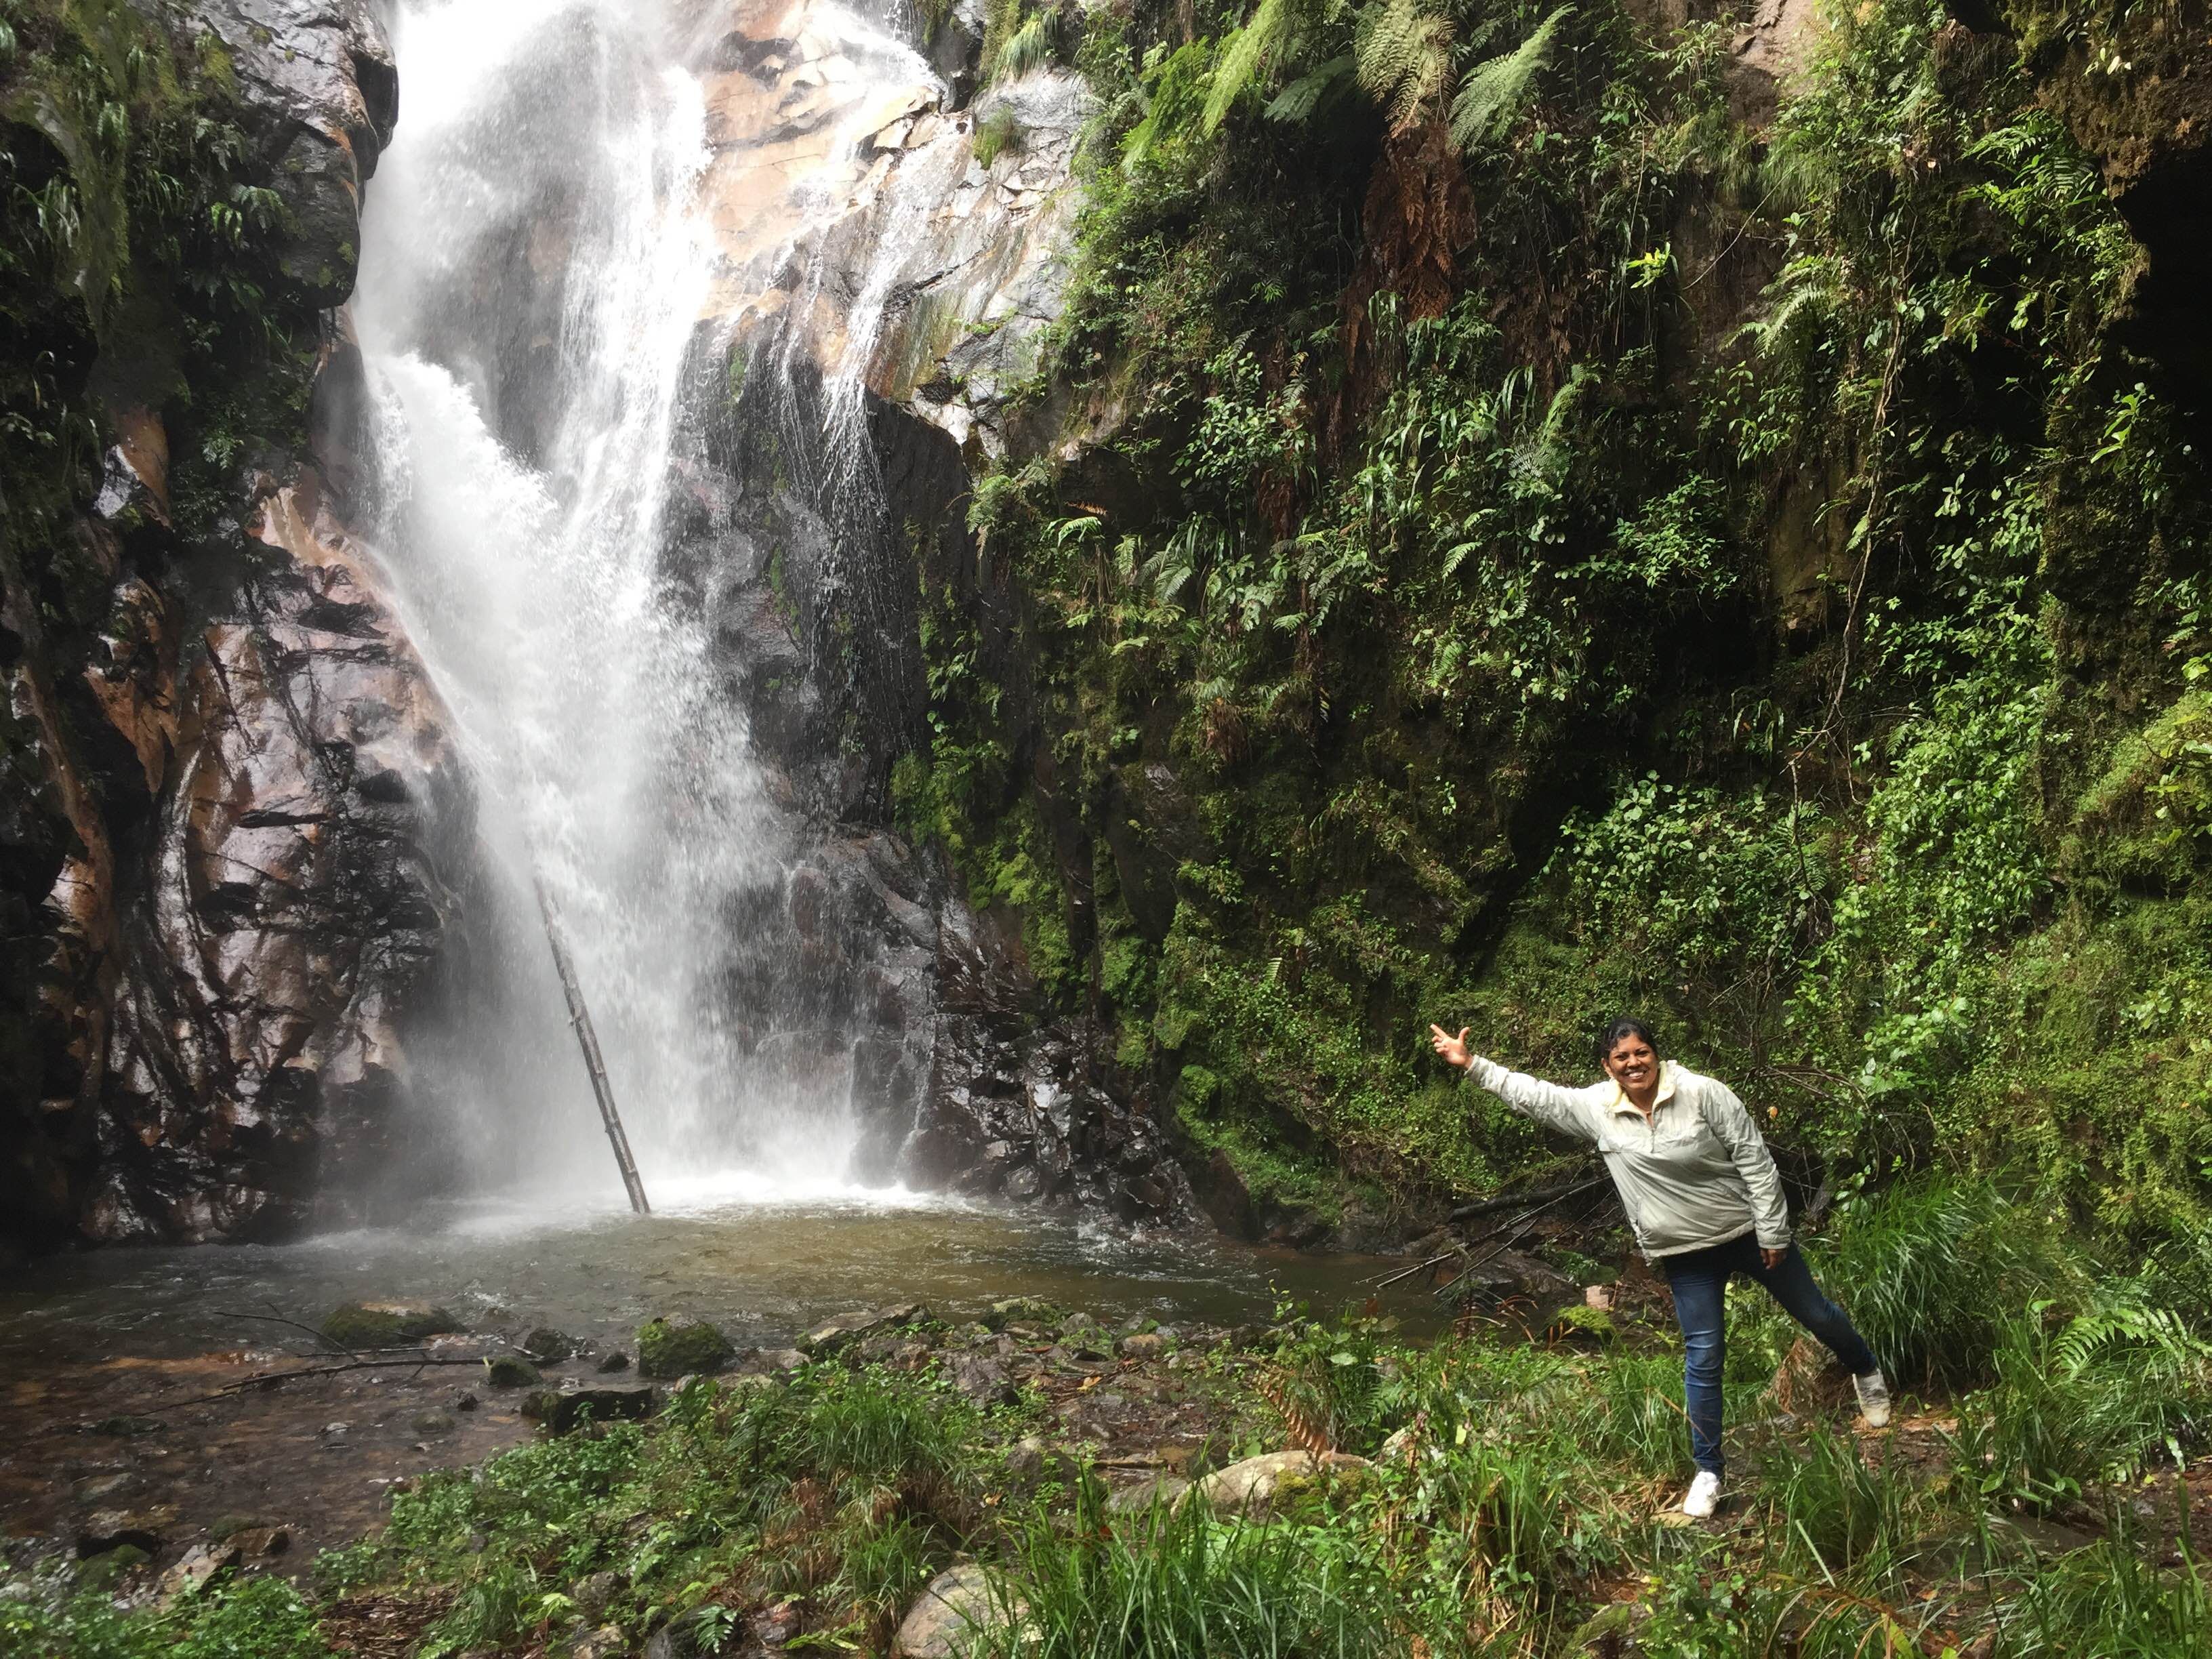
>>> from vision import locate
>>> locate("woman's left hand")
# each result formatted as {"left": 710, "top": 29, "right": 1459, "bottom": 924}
{"left": 1761, "top": 1247, "right": 1785, "bottom": 1269}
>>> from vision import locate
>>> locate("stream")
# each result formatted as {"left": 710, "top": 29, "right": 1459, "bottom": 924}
{"left": 0, "top": 1185, "right": 1444, "bottom": 1368}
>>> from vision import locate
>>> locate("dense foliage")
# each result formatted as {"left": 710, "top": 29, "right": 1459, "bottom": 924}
{"left": 899, "top": 0, "right": 2212, "bottom": 1241}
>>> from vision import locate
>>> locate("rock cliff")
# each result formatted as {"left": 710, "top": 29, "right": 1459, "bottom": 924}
{"left": 2, "top": 0, "right": 465, "bottom": 1246}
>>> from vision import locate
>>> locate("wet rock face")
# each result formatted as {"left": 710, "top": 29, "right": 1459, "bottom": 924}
{"left": 194, "top": 1, "right": 398, "bottom": 306}
{"left": 653, "top": 3, "right": 1197, "bottom": 1233}
{"left": 87, "top": 474, "right": 468, "bottom": 1243}
{"left": 1, "top": 1, "right": 450, "bottom": 1248}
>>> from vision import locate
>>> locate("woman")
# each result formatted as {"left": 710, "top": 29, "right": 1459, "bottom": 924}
{"left": 1429, "top": 1016, "right": 1889, "bottom": 1518}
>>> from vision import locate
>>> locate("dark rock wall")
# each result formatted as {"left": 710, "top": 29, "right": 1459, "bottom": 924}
{"left": 2, "top": 0, "right": 466, "bottom": 1248}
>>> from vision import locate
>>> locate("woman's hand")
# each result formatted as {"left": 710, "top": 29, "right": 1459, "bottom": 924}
{"left": 1429, "top": 1024, "right": 1472, "bottom": 1069}
{"left": 1761, "top": 1247, "right": 1786, "bottom": 1270}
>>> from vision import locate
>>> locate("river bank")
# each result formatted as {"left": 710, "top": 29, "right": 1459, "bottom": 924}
{"left": 5, "top": 1176, "right": 2209, "bottom": 1657}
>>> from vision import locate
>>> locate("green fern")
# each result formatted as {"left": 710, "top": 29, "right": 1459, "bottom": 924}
{"left": 1448, "top": 3, "right": 1572, "bottom": 152}
{"left": 1266, "top": 54, "right": 1355, "bottom": 124}
{"left": 1355, "top": 0, "right": 1454, "bottom": 135}
{"left": 1204, "top": 0, "right": 1299, "bottom": 134}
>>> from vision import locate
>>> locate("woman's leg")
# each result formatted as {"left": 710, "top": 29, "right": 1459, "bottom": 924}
{"left": 1748, "top": 1244, "right": 1878, "bottom": 1375}
{"left": 1661, "top": 1244, "right": 1735, "bottom": 1476}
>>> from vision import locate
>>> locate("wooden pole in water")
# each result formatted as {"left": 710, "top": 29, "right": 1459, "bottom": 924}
{"left": 533, "top": 876, "right": 650, "bottom": 1214}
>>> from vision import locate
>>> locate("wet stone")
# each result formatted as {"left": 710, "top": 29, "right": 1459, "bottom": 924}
{"left": 597, "top": 1350, "right": 631, "bottom": 1374}
{"left": 77, "top": 1505, "right": 176, "bottom": 1556}
{"left": 485, "top": 1355, "right": 542, "bottom": 1389}
{"left": 522, "top": 1385, "right": 659, "bottom": 1434}
{"left": 798, "top": 1302, "right": 926, "bottom": 1357}
{"left": 638, "top": 1316, "right": 737, "bottom": 1379}
{"left": 523, "top": 1326, "right": 577, "bottom": 1362}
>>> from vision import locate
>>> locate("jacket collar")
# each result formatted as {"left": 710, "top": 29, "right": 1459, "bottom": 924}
{"left": 1607, "top": 1059, "right": 1678, "bottom": 1117}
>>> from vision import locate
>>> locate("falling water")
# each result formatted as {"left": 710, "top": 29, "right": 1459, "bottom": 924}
{"left": 351, "top": 0, "right": 941, "bottom": 1204}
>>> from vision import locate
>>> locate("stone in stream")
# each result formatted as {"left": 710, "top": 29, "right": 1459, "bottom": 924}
{"left": 228, "top": 1525, "right": 291, "bottom": 1557}
{"left": 981, "top": 1296, "right": 1059, "bottom": 1331}
{"left": 596, "top": 1349, "right": 631, "bottom": 1374}
{"left": 798, "top": 1302, "right": 927, "bottom": 1357}
{"left": 484, "top": 1355, "right": 543, "bottom": 1388}
{"left": 893, "top": 1562, "right": 1027, "bottom": 1659}
{"left": 522, "top": 1326, "right": 578, "bottom": 1362}
{"left": 1189, "top": 1450, "right": 1372, "bottom": 1519}
{"left": 637, "top": 1317, "right": 737, "bottom": 1379}
{"left": 77, "top": 1505, "right": 176, "bottom": 1556}
{"left": 520, "top": 1385, "right": 659, "bottom": 1434}
{"left": 321, "top": 1302, "right": 462, "bottom": 1349}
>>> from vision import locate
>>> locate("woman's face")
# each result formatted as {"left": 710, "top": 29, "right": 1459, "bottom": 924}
{"left": 1604, "top": 1035, "right": 1660, "bottom": 1094}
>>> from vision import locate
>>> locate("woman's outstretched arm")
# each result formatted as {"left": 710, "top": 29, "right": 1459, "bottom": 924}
{"left": 1429, "top": 1025, "right": 1597, "bottom": 1143}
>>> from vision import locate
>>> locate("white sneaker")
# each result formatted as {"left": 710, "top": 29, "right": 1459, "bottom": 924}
{"left": 1853, "top": 1369, "right": 1891, "bottom": 1428}
{"left": 1679, "top": 1469, "right": 1723, "bottom": 1519}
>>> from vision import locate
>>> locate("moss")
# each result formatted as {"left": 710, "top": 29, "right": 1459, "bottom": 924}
{"left": 636, "top": 1316, "right": 735, "bottom": 1379}
{"left": 321, "top": 1302, "right": 461, "bottom": 1348}
{"left": 483, "top": 1355, "right": 542, "bottom": 1389}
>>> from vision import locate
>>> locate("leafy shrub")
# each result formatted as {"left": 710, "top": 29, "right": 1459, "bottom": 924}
{"left": 1818, "top": 1174, "right": 2076, "bottom": 1389}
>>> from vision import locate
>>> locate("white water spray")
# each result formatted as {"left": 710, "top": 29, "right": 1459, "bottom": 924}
{"left": 351, "top": 0, "right": 929, "bottom": 1202}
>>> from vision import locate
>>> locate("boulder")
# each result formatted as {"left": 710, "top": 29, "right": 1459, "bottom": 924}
{"left": 893, "top": 1562, "right": 1025, "bottom": 1659}
{"left": 798, "top": 1303, "right": 926, "bottom": 1357}
{"left": 157, "top": 1542, "right": 239, "bottom": 1604}
{"left": 521, "top": 1385, "right": 659, "bottom": 1434}
{"left": 485, "top": 1355, "right": 543, "bottom": 1389}
{"left": 573, "top": 1570, "right": 623, "bottom": 1618}
{"left": 1189, "top": 1451, "right": 1372, "bottom": 1519}
{"left": 597, "top": 1350, "right": 631, "bottom": 1374}
{"left": 637, "top": 1317, "right": 736, "bottom": 1379}
{"left": 559, "top": 1626, "right": 628, "bottom": 1659}
{"left": 1106, "top": 1473, "right": 1189, "bottom": 1515}
{"left": 323, "top": 1301, "right": 460, "bottom": 1349}
{"left": 946, "top": 1353, "right": 1016, "bottom": 1406}
{"left": 523, "top": 1326, "right": 577, "bottom": 1362}
{"left": 981, "top": 1296, "right": 1059, "bottom": 1331}
{"left": 77, "top": 1506, "right": 176, "bottom": 1556}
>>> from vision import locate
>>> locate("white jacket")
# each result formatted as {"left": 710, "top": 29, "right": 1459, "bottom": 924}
{"left": 1465, "top": 1057, "right": 1791, "bottom": 1258}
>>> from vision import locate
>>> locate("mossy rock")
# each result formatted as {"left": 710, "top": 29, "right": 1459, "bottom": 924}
{"left": 321, "top": 1301, "right": 461, "bottom": 1349}
{"left": 74, "top": 1543, "right": 148, "bottom": 1591}
{"left": 485, "top": 1355, "right": 543, "bottom": 1389}
{"left": 636, "top": 1317, "right": 735, "bottom": 1379}
{"left": 981, "top": 1296, "right": 1061, "bottom": 1331}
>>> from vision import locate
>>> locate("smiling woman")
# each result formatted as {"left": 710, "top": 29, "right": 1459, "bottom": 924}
{"left": 1429, "top": 1017, "right": 1892, "bottom": 1519}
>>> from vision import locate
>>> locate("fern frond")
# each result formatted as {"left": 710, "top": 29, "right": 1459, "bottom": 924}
{"left": 1204, "top": 0, "right": 1302, "bottom": 133}
{"left": 1448, "top": 3, "right": 1572, "bottom": 153}
{"left": 1255, "top": 1365, "right": 1338, "bottom": 1455}
{"left": 1266, "top": 52, "right": 1354, "bottom": 123}
{"left": 1355, "top": 0, "right": 1454, "bottom": 135}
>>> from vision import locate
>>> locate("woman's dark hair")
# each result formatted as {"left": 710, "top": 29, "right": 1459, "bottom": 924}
{"left": 1596, "top": 1017, "right": 1660, "bottom": 1067}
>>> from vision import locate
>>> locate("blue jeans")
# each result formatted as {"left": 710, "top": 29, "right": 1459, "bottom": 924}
{"left": 1660, "top": 1234, "right": 1877, "bottom": 1477}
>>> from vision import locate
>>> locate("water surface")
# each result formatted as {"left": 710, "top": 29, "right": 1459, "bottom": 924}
{"left": 0, "top": 1181, "right": 1443, "bottom": 1368}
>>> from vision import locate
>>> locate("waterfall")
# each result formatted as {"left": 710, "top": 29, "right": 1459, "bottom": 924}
{"left": 351, "top": 0, "right": 940, "bottom": 1206}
